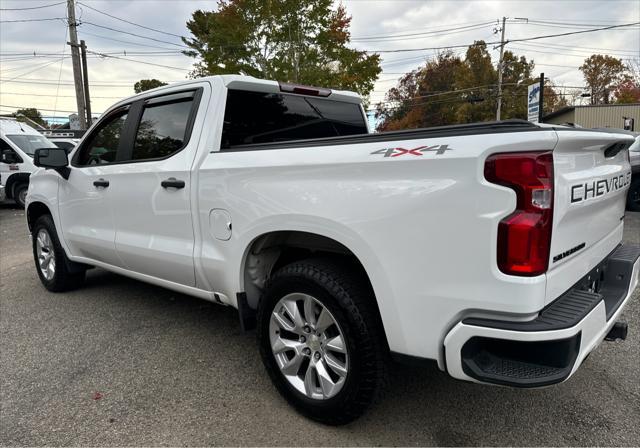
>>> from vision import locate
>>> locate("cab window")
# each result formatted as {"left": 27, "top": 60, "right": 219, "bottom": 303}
{"left": 5, "top": 134, "right": 55, "bottom": 157}
{"left": 131, "top": 97, "right": 194, "bottom": 161}
{"left": 75, "top": 110, "right": 128, "bottom": 166}
{"left": 0, "top": 139, "right": 22, "bottom": 164}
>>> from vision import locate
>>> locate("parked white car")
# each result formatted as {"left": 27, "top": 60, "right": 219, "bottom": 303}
{"left": 25, "top": 76, "right": 640, "bottom": 424}
{"left": 0, "top": 118, "right": 57, "bottom": 207}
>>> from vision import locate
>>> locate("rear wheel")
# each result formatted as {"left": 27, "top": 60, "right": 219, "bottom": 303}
{"left": 627, "top": 177, "right": 640, "bottom": 212}
{"left": 257, "top": 258, "right": 388, "bottom": 425}
{"left": 13, "top": 183, "right": 27, "bottom": 208}
{"left": 32, "top": 214, "right": 85, "bottom": 292}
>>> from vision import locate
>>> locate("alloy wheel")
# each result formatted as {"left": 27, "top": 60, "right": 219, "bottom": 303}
{"left": 36, "top": 229, "right": 56, "bottom": 281}
{"left": 269, "top": 293, "right": 348, "bottom": 400}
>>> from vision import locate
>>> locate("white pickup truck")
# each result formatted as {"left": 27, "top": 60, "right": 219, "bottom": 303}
{"left": 26, "top": 75, "right": 640, "bottom": 424}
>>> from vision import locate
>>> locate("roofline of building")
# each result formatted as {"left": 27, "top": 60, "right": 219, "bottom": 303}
{"left": 542, "top": 102, "right": 640, "bottom": 122}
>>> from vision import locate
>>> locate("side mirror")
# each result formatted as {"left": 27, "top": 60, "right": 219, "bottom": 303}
{"left": 34, "top": 148, "right": 71, "bottom": 180}
{"left": 34, "top": 148, "right": 69, "bottom": 168}
{"left": 1, "top": 150, "right": 18, "bottom": 164}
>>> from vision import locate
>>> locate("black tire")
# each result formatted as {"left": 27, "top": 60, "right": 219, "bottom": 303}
{"left": 32, "top": 214, "right": 86, "bottom": 292}
{"left": 13, "top": 183, "right": 27, "bottom": 208}
{"left": 257, "top": 258, "right": 388, "bottom": 425}
{"left": 627, "top": 177, "right": 640, "bottom": 212}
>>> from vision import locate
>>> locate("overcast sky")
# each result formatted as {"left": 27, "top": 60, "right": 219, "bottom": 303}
{"left": 1, "top": 0, "right": 639, "bottom": 120}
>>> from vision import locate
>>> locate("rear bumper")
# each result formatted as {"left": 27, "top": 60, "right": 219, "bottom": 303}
{"left": 444, "top": 243, "right": 640, "bottom": 387}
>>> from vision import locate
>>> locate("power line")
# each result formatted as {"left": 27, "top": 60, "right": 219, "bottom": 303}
{"left": 1, "top": 91, "right": 122, "bottom": 99}
{"left": 0, "top": 78, "right": 150, "bottom": 87}
{"left": 78, "top": 29, "right": 185, "bottom": 51}
{"left": 0, "top": 50, "right": 185, "bottom": 61}
{"left": 514, "top": 41, "right": 639, "bottom": 57}
{"left": 366, "top": 22, "right": 640, "bottom": 53}
{"left": 81, "top": 21, "right": 188, "bottom": 48}
{"left": 351, "top": 21, "right": 495, "bottom": 42}
{"left": 0, "top": 17, "right": 66, "bottom": 23}
{"left": 87, "top": 50, "right": 189, "bottom": 71}
{"left": 77, "top": 1, "right": 186, "bottom": 39}
{"left": 524, "top": 19, "right": 640, "bottom": 29}
{"left": 0, "top": 59, "right": 65, "bottom": 83}
{"left": 0, "top": 1, "right": 66, "bottom": 11}
{"left": 508, "top": 22, "right": 640, "bottom": 44}
{"left": 0, "top": 103, "right": 99, "bottom": 114}
{"left": 352, "top": 19, "right": 495, "bottom": 39}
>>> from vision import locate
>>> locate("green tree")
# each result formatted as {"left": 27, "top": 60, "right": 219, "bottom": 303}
{"left": 580, "top": 54, "right": 627, "bottom": 104}
{"left": 182, "top": 0, "right": 381, "bottom": 98}
{"left": 134, "top": 79, "right": 168, "bottom": 93}
{"left": 13, "top": 108, "right": 46, "bottom": 127}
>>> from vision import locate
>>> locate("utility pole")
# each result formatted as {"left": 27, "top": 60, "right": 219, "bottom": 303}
{"left": 495, "top": 16, "right": 507, "bottom": 121}
{"left": 538, "top": 73, "right": 545, "bottom": 123}
{"left": 66, "top": 0, "right": 87, "bottom": 130}
{"left": 80, "top": 40, "right": 92, "bottom": 127}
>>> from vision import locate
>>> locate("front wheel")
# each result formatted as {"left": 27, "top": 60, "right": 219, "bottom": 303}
{"left": 627, "top": 177, "right": 640, "bottom": 212}
{"left": 32, "top": 214, "right": 86, "bottom": 292}
{"left": 257, "top": 258, "right": 388, "bottom": 425}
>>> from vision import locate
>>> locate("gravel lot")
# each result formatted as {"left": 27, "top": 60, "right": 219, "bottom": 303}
{"left": 1, "top": 203, "right": 639, "bottom": 446}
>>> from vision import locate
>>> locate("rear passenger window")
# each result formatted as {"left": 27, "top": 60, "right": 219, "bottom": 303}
{"left": 131, "top": 95, "right": 195, "bottom": 161}
{"left": 221, "top": 90, "right": 367, "bottom": 149}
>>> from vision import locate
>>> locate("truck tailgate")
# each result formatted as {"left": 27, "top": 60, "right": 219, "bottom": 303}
{"left": 546, "top": 129, "right": 634, "bottom": 304}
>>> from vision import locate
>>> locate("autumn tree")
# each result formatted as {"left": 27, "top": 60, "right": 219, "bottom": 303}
{"left": 13, "top": 108, "right": 46, "bottom": 127}
{"left": 542, "top": 81, "right": 569, "bottom": 113}
{"left": 376, "top": 51, "right": 463, "bottom": 131}
{"left": 376, "top": 41, "right": 552, "bottom": 130}
{"left": 614, "top": 59, "right": 640, "bottom": 104}
{"left": 182, "top": 0, "right": 381, "bottom": 98}
{"left": 134, "top": 79, "right": 168, "bottom": 93}
{"left": 580, "top": 54, "right": 627, "bottom": 104}
{"left": 614, "top": 80, "right": 640, "bottom": 103}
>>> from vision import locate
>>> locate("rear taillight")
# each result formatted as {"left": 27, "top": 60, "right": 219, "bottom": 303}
{"left": 484, "top": 151, "right": 554, "bottom": 276}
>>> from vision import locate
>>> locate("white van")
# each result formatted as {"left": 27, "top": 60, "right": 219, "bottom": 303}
{"left": 0, "top": 118, "right": 57, "bottom": 207}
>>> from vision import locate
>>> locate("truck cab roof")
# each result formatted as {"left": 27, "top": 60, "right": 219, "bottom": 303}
{"left": 116, "top": 75, "right": 363, "bottom": 110}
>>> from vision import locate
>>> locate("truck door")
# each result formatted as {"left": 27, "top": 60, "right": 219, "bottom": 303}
{"left": 58, "top": 107, "right": 130, "bottom": 266}
{"left": 107, "top": 89, "right": 204, "bottom": 287}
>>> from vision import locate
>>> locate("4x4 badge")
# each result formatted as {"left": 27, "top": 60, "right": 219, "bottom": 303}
{"left": 370, "top": 144, "right": 452, "bottom": 157}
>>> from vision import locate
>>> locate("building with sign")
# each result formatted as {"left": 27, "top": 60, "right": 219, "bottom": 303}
{"left": 542, "top": 103, "right": 640, "bottom": 131}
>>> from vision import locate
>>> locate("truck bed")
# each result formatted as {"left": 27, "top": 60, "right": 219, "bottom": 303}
{"left": 219, "top": 119, "right": 543, "bottom": 151}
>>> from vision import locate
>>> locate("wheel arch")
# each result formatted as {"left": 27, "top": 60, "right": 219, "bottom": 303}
{"left": 236, "top": 226, "right": 401, "bottom": 350}
{"left": 4, "top": 172, "right": 30, "bottom": 199}
{"left": 26, "top": 201, "right": 53, "bottom": 232}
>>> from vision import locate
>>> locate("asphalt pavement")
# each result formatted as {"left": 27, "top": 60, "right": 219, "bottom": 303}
{"left": 1, "top": 203, "right": 639, "bottom": 446}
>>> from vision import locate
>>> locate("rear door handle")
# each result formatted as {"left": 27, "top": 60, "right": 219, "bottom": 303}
{"left": 93, "top": 178, "right": 109, "bottom": 188}
{"left": 161, "top": 177, "right": 185, "bottom": 189}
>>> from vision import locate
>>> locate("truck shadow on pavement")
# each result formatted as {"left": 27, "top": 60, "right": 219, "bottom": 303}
{"left": 57, "top": 268, "right": 633, "bottom": 446}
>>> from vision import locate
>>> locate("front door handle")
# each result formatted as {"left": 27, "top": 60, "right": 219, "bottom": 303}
{"left": 93, "top": 178, "right": 109, "bottom": 188}
{"left": 161, "top": 177, "right": 185, "bottom": 189}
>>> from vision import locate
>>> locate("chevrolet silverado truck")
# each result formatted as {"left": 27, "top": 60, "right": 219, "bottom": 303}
{"left": 25, "top": 75, "right": 640, "bottom": 425}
